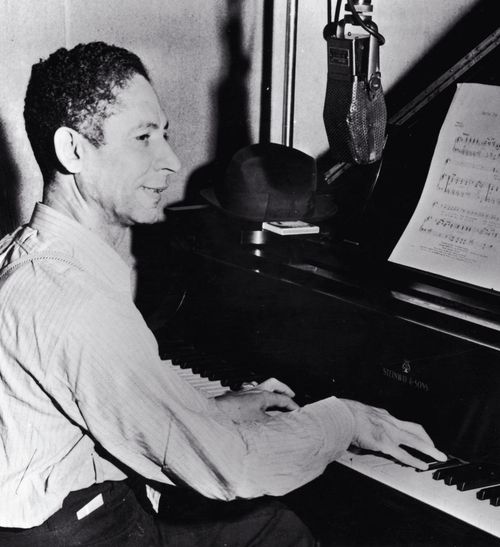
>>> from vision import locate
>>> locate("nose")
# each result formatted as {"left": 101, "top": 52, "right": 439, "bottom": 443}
{"left": 156, "top": 139, "right": 181, "bottom": 174}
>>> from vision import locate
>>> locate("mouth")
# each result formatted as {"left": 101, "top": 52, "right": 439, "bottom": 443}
{"left": 142, "top": 186, "right": 167, "bottom": 195}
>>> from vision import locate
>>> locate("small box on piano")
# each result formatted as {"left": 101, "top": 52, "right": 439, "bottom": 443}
{"left": 262, "top": 221, "right": 320, "bottom": 236}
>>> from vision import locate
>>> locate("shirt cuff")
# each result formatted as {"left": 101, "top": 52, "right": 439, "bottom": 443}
{"left": 304, "top": 396, "right": 355, "bottom": 460}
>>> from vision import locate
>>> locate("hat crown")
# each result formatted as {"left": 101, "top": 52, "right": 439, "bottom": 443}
{"left": 218, "top": 143, "right": 316, "bottom": 222}
{"left": 201, "top": 143, "right": 337, "bottom": 223}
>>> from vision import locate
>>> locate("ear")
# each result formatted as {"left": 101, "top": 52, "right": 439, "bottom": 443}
{"left": 53, "top": 127, "right": 84, "bottom": 174}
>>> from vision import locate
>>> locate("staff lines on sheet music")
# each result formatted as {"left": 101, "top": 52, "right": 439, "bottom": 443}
{"left": 431, "top": 201, "right": 500, "bottom": 221}
{"left": 417, "top": 230, "right": 495, "bottom": 251}
{"left": 419, "top": 214, "right": 499, "bottom": 251}
{"left": 437, "top": 172, "right": 500, "bottom": 205}
{"left": 420, "top": 215, "right": 499, "bottom": 238}
{"left": 452, "top": 134, "right": 500, "bottom": 161}
{"left": 444, "top": 158, "right": 500, "bottom": 180}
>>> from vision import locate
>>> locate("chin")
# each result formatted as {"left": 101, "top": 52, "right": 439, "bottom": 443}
{"left": 132, "top": 207, "right": 166, "bottom": 225}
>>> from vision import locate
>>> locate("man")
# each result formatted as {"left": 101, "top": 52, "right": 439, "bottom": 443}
{"left": 0, "top": 42, "right": 445, "bottom": 546}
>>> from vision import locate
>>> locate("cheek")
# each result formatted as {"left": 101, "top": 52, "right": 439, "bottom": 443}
{"left": 90, "top": 147, "right": 154, "bottom": 207}
{"left": 121, "top": 151, "right": 154, "bottom": 187}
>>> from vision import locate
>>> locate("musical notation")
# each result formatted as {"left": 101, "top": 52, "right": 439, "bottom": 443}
{"left": 452, "top": 134, "right": 500, "bottom": 162}
{"left": 418, "top": 213, "right": 499, "bottom": 253}
{"left": 436, "top": 172, "right": 500, "bottom": 205}
{"left": 390, "top": 83, "right": 500, "bottom": 291}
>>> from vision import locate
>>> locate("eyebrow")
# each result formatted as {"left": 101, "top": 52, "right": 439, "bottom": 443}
{"left": 132, "top": 121, "right": 170, "bottom": 132}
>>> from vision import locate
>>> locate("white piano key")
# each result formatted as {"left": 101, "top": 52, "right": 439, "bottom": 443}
{"left": 164, "top": 359, "right": 230, "bottom": 398}
{"left": 337, "top": 450, "right": 500, "bottom": 539}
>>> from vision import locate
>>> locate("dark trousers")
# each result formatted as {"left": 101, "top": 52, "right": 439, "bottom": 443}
{"left": 0, "top": 481, "right": 316, "bottom": 546}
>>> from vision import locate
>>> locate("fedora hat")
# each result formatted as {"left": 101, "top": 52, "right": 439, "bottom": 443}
{"left": 201, "top": 143, "right": 337, "bottom": 223}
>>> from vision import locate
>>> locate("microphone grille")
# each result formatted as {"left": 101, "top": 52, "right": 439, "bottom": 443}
{"left": 324, "top": 78, "right": 387, "bottom": 164}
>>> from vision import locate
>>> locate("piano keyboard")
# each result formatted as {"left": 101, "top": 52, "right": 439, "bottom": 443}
{"left": 337, "top": 449, "right": 500, "bottom": 539}
{"left": 160, "top": 339, "right": 262, "bottom": 396}
{"left": 161, "top": 339, "right": 500, "bottom": 539}
{"left": 164, "top": 359, "right": 230, "bottom": 398}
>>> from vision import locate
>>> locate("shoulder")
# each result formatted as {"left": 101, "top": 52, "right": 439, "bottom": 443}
{"left": 0, "top": 223, "right": 82, "bottom": 285}
{"left": 0, "top": 250, "right": 103, "bottom": 382}
{"left": 0, "top": 249, "right": 95, "bottom": 324}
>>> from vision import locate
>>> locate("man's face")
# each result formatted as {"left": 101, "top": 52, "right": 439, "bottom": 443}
{"left": 80, "top": 74, "right": 181, "bottom": 226}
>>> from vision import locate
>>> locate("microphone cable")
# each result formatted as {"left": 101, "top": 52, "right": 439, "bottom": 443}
{"left": 327, "top": 0, "right": 386, "bottom": 45}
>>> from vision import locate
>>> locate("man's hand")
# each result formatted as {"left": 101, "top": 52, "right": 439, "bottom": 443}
{"left": 215, "top": 378, "right": 299, "bottom": 423}
{"left": 243, "top": 377, "right": 296, "bottom": 398}
{"left": 342, "top": 399, "right": 447, "bottom": 470}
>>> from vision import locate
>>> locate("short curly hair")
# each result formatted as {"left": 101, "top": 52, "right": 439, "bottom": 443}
{"left": 24, "top": 41, "right": 150, "bottom": 180}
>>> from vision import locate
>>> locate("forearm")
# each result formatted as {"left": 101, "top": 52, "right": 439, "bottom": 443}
{"left": 161, "top": 396, "right": 355, "bottom": 500}
{"left": 233, "top": 397, "right": 355, "bottom": 498}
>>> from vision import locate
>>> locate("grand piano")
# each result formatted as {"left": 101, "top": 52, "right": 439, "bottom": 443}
{"left": 133, "top": 2, "right": 500, "bottom": 544}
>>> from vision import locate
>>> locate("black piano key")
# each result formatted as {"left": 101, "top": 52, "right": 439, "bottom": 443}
{"left": 159, "top": 340, "right": 191, "bottom": 356}
{"left": 160, "top": 336, "right": 263, "bottom": 392}
{"left": 170, "top": 348, "right": 197, "bottom": 357}
{"left": 433, "top": 463, "right": 470, "bottom": 481}
{"left": 228, "top": 380, "right": 244, "bottom": 391}
{"left": 433, "top": 462, "right": 500, "bottom": 488}
{"left": 425, "top": 457, "right": 464, "bottom": 471}
{"left": 164, "top": 344, "right": 193, "bottom": 354}
{"left": 477, "top": 485, "right": 500, "bottom": 501}
{"left": 490, "top": 496, "right": 500, "bottom": 507}
{"left": 188, "top": 359, "right": 218, "bottom": 374}
{"left": 441, "top": 465, "right": 483, "bottom": 485}
{"left": 179, "top": 355, "right": 213, "bottom": 363}
{"left": 399, "top": 444, "right": 437, "bottom": 464}
{"left": 172, "top": 359, "right": 197, "bottom": 369}
{"left": 458, "top": 477, "right": 500, "bottom": 491}
{"left": 443, "top": 464, "right": 487, "bottom": 485}
{"left": 219, "top": 373, "right": 246, "bottom": 387}
{"left": 162, "top": 346, "right": 196, "bottom": 358}
{"left": 170, "top": 353, "right": 197, "bottom": 365}
{"left": 215, "top": 367, "right": 245, "bottom": 378}
{"left": 455, "top": 465, "right": 500, "bottom": 491}
{"left": 415, "top": 458, "right": 464, "bottom": 473}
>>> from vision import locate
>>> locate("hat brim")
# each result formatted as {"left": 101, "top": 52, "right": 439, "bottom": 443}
{"left": 200, "top": 187, "right": 337, "bottom": 223}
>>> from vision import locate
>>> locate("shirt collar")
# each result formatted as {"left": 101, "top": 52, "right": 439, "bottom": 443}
{"left": 30, "top": 203, "right": 132, "bottom": 293}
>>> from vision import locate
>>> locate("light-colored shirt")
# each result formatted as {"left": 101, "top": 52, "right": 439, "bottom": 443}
{"left": 0, "top": 203, "right": 355, "bottom": 528}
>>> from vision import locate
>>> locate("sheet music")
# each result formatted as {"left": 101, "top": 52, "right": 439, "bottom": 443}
{"left": 389, "top": 83, "right": 500, "bottom": 291}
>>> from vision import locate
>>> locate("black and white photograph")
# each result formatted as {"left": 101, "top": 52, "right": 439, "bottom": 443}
{"left": 0, "top": 1, "right": 499, "bottom": 545}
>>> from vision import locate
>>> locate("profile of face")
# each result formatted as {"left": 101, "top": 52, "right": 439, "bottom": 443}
{"left": 79, "top": 74, "right": 181, "bottom": 227}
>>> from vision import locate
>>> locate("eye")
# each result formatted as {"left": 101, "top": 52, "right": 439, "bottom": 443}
{"left": 136, "top": 133, "right": 151, "bottom": 142}
{"left": 163, "top": 132, "right": 170, "bottom": 142}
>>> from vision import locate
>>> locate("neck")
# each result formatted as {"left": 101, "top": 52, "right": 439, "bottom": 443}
{"left": 43, "top": 175, "right": 127, "bottom": 250}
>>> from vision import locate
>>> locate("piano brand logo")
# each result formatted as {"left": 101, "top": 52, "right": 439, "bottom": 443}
{"left": 382, "top": 361, "right": 430, "bottom": 392}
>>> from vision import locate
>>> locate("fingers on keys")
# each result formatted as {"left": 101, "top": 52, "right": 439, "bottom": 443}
{"left": 257, "top": 377, "right": 296, "bottom": 398}
{"left": 262, "top": 391, "right": 299, "bottom": 412}
{"left": 392, "top": 420, "right": 448, "bottom": 465}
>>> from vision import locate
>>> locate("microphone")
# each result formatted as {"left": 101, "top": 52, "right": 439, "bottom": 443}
{"left": 323, "top": 0, "right": 387, "bottom": 165}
